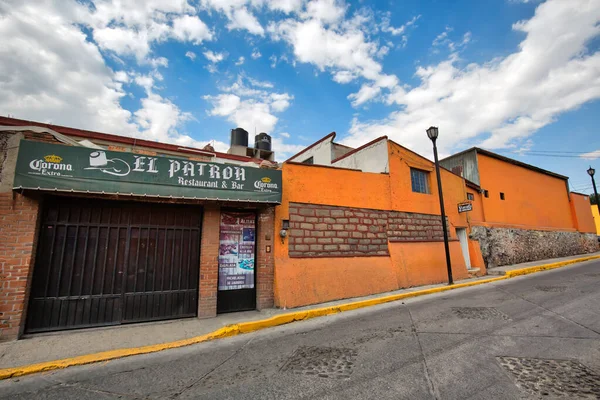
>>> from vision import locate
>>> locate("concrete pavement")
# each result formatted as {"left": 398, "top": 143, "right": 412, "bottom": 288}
{"left": 2, "top": 258, "right": 600, "bottom": 399}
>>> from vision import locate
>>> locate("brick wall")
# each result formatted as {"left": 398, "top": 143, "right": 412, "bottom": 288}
{"left": 256, "top": 207, "right": 275, "bottom": 309}
{"left": 198, "top": 205, "right": 220, "bottom": 318}
{"left": 288, "top": 203, "right": 449, "bottom": 258}
{"left": 388, "top": 211, "right": 447, "bottom": 242}
{"left": 0, "top": 193, "right": 41, "bottom": 341}
{"left": 289, "top": 203, "right": 389, "bottom": 257}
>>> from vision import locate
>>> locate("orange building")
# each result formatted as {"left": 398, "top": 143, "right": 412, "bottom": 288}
{"left": 441, "top": 148, "right": 597, "bottom": 267}
{"left": 276, "top": 138, "right": 597, "bottom": 309}
{"left": 274, "top": 134, "right": 482, "bottom": 308}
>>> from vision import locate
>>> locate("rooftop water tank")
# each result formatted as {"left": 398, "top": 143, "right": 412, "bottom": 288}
{"left": 254, "top": 132, "right": 272, "bottom": 151}
{"left": 230, "top": 128, "right": 249, "bottom": 147}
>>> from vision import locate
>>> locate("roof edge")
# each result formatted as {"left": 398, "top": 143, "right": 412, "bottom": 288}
{"left": 284, "top": 131, "right": 336, "bottom": 163}
{"left": 0, "top": 116, "right": 263, "bottom": 164}
{"left": 331, "top": 136, "right": 388, "bottom": 163}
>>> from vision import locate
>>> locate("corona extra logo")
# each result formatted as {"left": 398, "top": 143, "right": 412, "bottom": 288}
{"left": 43, "top": 154, "right": 63, "bottom": 163}
{"left": 261, "top": 177, "right": 271, "bottom": 183}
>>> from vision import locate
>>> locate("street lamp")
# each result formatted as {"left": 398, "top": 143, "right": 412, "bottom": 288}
{"left": 588, "top": 166, "right": 599, "bottom": 213}
{"left": 427, "top": 126, "right": 453, "bottom": 285}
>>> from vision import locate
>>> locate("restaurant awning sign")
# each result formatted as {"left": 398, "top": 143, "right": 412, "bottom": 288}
{"left": 458, "top": 202, "right": 473, "bottom": 213}
{"left": 13, "top": 140, "right": 282, "bottom": 203}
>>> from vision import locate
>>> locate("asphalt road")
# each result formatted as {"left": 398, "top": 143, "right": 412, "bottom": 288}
{"left": 2, "top": 260, "right": 600, "bottom": 399}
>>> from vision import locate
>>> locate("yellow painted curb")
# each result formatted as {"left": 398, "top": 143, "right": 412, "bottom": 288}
{"left": 504, "top": 254, "right": 600, "bottom": 278}
{"left": 1, "top": 253, "right": 597, "bottom": 380}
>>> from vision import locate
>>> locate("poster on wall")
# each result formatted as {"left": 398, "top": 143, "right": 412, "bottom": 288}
{"left": 218, "top": 212, "right": 256, "bottom": 291}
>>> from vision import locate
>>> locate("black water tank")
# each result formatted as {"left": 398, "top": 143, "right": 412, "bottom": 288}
{"left": 230, "top": 128, "right": 248, "bottom": 147}
{"left": 255, "top": 132, "right": 272, "bottom": 151}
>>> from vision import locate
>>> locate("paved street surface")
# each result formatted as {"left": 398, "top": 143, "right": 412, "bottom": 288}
{"left": 2, "top": 261, "right": 600, "bottom": 400}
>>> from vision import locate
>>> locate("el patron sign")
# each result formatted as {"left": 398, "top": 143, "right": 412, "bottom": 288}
{"left": 14, "top": 140, "right": 282, "bottom": 203}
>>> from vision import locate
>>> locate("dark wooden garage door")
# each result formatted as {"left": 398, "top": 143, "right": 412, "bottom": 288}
{"left": 26, "top": 197, "right": 202, "bottom": 333}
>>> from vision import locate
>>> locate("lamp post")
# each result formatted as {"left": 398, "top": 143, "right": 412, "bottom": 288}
{"left": 427, "top": 126, "right": 453, "bottom": 285}
{"left": 588, "top": 166, "right": 599, "bottom": 214}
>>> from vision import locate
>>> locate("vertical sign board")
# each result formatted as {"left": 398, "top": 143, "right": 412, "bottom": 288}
{"left": 218, "top": 212, "right": 256, "bottom": 291}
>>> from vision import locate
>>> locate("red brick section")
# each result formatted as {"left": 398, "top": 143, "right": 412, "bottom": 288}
{"left": 23, "top": 131, "right": 59, "bottom": 144}
{"left": 0, "top": 193, "right": 41, "bottom": 341}
{"left": 288, "top": 203, "right": 389, "bottom": 257}
{"left": 387, "top": 211, "right": 448, "bottom": 242}
{"left": 198, "top": 205, "right": 220, "bottom": 318}
{"left": 256, "top": 207, "right": 275, "bottom": 309}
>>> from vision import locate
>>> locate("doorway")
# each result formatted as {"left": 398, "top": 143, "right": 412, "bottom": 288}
{"left": 456, "top": 228, "right": 471, "bottom": 270}
{"left": 26, "top": 197, "right": 201, "bottom": 333}
{"left": 217, "top": 211, "right": 257, "bottom": 313}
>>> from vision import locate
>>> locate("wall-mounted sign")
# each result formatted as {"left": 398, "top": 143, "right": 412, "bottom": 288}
{"left": 13, "top": 140, "right": 282, "bottom": 203}
{"left": 218, "top": 212, "right": 256, "bottom": 291}
{"left": 458, "top": 202, "right": 473, "bottom": 213}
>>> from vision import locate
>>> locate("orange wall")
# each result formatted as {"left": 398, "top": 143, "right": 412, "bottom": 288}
{"left": 569, "top": 193, "right": 596, "bottom": 233}
{"left": 465, "top": 187, "right": 485, "bottom": 224}
{"left": 273, "top": 145, "right": 474, "bottom": 309}
{"left": 388, "top": 142, "right": 470, "bottom": 239}
{"left": 389, "top": 241, "right": 468, "bottom": 288}
{"left": 477, "top": 154, "right": 574, "bottom": 230}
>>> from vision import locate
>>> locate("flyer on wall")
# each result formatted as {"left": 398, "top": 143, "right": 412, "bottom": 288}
{"left": 218, "top": 212, "right": 256, "bottom": 291}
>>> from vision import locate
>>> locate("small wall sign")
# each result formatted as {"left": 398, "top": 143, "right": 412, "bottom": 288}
{"left": 458, "top": 202, "right": 473, "bottom": 213}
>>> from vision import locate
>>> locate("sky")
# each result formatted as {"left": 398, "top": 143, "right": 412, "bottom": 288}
{"left": 1, "top": 0, "right": 599, "bottom": 194}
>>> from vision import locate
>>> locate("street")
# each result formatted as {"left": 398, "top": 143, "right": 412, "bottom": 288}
{"left": 2, "top": 261, "right": 600, "bottom": 400}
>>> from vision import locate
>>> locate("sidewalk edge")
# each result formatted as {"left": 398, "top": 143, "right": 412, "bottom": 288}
{"left": 503, "top": 254, "right": 600, "bottom": 277}
{"left": 1, "top": 253, "right": 598, "bottom": 380}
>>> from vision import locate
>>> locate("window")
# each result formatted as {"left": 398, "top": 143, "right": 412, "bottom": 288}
{"left": 302, "top": 156, "right": 314, "bottom": 164}
{"left": 500, "top": 192, "right": 505, "bottom": 200}
{"left": 410, "top": 168, "right": 430, "bottom": 194}
{"left": 484, "top": 190, "right": 489, "bottom": 198}
{"left": 467, "top": 193, "right": 474, "bottom": 201}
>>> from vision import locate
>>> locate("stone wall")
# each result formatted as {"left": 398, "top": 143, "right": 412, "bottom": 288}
{"left": 288, "top": 203, "right": 447, "bottom": 258}
{"left": 288, "top": 203, "right": 389, "bottom": 257}
{"left": 470, "top": 225, "right": 599, "bottom": 268}
{"left": 388, "top": 211, "right": 447, "bottom": 242}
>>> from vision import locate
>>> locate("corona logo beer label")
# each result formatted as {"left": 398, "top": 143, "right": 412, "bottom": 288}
{"left": 261, "top": 177, "right": 271, "bottom": 183}
{"left": 43, "top": 154, "right": 62, "bottom": 163}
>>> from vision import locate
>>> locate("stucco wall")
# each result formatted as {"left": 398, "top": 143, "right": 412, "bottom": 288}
{"left": 288, "top": 135, "right": 334, "bottom": 165}
{"left": 470, "top": 225, "right": 598, "bottom": 268}
{"left": 570, "top": 193, "right": 596, "bottom": 233}
{"left": 477, "top": 153, "right": 574, "bottom": 230}
{"left": 333, "top": 139, "right": 389, "bottom": 173}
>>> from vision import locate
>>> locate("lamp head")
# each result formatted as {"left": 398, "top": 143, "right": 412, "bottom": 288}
{"left": 588, "top": 166, "right": 595, "bottom": 177}
{"left": 426, "top": 126, "right": 439, "bottom": 141}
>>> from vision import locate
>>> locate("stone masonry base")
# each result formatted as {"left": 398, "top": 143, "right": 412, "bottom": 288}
{"left": 470, "top": 225, "right": 599, "bottom": 268}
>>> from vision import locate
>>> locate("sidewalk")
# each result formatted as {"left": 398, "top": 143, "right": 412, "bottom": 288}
{"left": 1, "top": 251, "right": 599, "bottom": 378}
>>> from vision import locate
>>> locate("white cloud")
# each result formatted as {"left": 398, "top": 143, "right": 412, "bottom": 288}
{"left": 228, "top": 7, "right": 265, "bottom": 35}
{"left": 279, "top": 131, "right": 291, "bottom": 138}
{"left": 267, "top": 0, "right": 305, "bottom": 14}
{"left": 302, "top": 0, "right": 346, "bottom": 24}
{"left": 345, "top": 0, "right": 600, "bottom": 159}
{"left": 88, "top": 2, "right": 213, "bottom": 63}
{"left": 269, "top": 4, "right": 399, "bottom": 106}
{"left": 236, "top": 56, "right": 246, "bottom": 65}
{"left": 381, "top": 14, "right": 420, "bottom": 36}
{"left": 332, "top": 70, "right": 356, "bottom": 83}
{"left": 172, "top": 15, "right": 213, "bottom": 44}
{"left": 251, "top": 48, "right": 262, "bottom": 59}
{"left": 185, "top": 51, "right": 197, "bottom": 60}
{"left": 204, "top": 50, "right": 227, "bottom": 63}
{"left": 581, "top": 150, "right": 600, "bottom": 160}
{"left": 204, "top": 75, "right": 293, "bottom": 134}
{"left": 148, "top": 56, "right": 169, "bottom": 67}
{"left": 0, "top": 0, "right": 208, "bottom": 150}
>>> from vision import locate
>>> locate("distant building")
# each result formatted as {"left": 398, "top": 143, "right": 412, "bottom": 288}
{"left": 440, "top": 147, "right": 597, "bottom": 267}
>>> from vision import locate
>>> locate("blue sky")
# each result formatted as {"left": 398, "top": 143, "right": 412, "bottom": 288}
{"left": 1, "top": 0, "right": 599, "bottom": 193}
